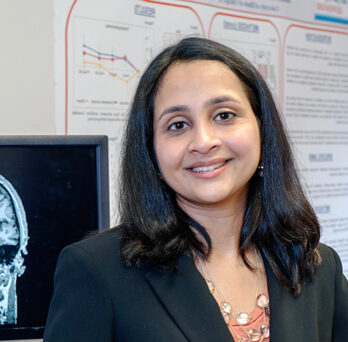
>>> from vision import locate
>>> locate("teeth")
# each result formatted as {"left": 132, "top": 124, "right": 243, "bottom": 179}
{"left": 192, "top": 162, "right": 226, "bottom": 173}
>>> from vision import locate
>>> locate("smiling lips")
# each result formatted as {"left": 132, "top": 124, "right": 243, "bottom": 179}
{"left": 186, "top": 159, "right": 231, "bottom": 178}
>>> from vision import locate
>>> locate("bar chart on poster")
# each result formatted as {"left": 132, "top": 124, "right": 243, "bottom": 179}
{"left": 54, "top": 0, "right": 348, "bottom": 274}
{"left": 209, "top": 13, "right": 280, "bottom": 95}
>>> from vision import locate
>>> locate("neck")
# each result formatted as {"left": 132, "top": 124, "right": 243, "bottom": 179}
{"left": 177, "top": 192, "right": 247, "bottom": 258}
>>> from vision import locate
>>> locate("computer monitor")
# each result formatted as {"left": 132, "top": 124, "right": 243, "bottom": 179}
{"left": 0, "top": 135, "right": 109, "bottom": 340}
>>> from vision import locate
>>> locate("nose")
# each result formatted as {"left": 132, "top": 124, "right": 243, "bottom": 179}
{"left": 188, "top": 122, "right": 221, "bottom": 154}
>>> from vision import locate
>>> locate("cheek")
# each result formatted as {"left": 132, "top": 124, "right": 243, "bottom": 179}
{"left": 226, "top": 127, "right": 261, "bottom": 161}
{"left": 155, "top": 139, "right": 184, "bottom": 175}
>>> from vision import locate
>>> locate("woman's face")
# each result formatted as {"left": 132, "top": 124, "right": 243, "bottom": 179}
{"left": 153, "top": 60, "right": 261, "bottom": 209}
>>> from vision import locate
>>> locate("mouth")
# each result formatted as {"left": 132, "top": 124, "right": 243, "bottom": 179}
{"left": 188, "top": 159, "right": 231, "bottom": 173}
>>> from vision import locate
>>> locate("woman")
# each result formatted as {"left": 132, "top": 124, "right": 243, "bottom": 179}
{"left": 44, "top": 37, "right": 348, "bottom": 342}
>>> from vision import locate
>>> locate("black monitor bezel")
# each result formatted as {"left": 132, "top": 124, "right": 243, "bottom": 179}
{"left": 0, "top": 135, "right": 110, "bottom": 231}
{"left": 0, "top": 134, "right": 110, "bottom": 340}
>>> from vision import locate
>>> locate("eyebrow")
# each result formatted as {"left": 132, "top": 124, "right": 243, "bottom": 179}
{"left": 158, "top": 95, "right": 239, "bottom": 120}
{"left": 204, "top": 95, "right": 238, "bottom": 107}
{"left": 159, "top": 105, "right": 190, "bottom": 120}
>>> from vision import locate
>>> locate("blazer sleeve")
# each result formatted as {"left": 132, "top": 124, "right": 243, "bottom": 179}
{"left": 331, "top": 246, "right": 348, "bottom": 342}
{"left": 43, "top": 244, "right": 115, "bottom": 342}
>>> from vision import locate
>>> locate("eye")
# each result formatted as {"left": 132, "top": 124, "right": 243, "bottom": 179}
{"left": 214, "top": 112, "right": 235, "bottom": 121}
{"left": 168, "top": 121, "right": 188, "bottom": 131}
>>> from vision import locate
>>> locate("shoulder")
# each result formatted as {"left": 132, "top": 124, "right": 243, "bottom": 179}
{"left": 60, "top": 227, "right": 122, "bottom": 262}
{"left": 63, "top": 227, "right": 123, "bottom": 259}
{"left": 293, "top": 243, "right": 347, "bottom": 304}
{"left": 51, "top": 226, "right": 149, "bottom": 304}
{"left": 318, "top": 242, "right": 339, "bottom": 261}
{"left": 44, "top": 228, "right": 131, "bottom": 341}
{"left": 309, "top": 243, "right": 348, "bottom": 305}
{"left": 316, "top": 243, "right": 344, "bottom": 276}
{"left": 56, "top": 227, "right": 134, "bottom": 284}
{"left": 316, "top": 243, "right": 348, "bottom": 340}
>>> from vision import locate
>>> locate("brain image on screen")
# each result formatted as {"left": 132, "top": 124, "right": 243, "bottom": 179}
{"left": 0, "top": 175, "right": 28, "bottom": 324}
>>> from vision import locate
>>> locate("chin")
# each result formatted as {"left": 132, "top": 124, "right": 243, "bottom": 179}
{"left": 192, "top": 193, "right": 234, "bottom": 206}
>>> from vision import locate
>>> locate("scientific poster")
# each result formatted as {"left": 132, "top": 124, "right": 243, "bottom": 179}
{"left": 54, "top": 0, "right": 348, "bottom": 275}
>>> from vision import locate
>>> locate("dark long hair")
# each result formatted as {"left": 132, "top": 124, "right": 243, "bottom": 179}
{"left": 118, "top": 37, "right": 320, "bottom": 294}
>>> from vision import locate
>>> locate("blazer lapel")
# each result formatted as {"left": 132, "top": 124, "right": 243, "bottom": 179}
{"left": 145, "top": 252, "right": 234, "bottom": 342}
{"left": 146, "top": 251, "right": 304, "bottom": 342}
{"left": 263, "top": 254, "right": 304, "bottom": 342}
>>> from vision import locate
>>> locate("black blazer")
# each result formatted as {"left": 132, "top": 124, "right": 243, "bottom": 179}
{"left": 43, "top": 229, "right": 348, "bottom": 342}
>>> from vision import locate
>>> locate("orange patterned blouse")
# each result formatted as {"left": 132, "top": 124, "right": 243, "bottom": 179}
{"left": 227, "top": 283, "right": 270, "bottom": 342}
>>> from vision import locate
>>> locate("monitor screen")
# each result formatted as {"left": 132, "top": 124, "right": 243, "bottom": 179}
{"left": 0, "top": 135, "right": 109, "bottom": 340}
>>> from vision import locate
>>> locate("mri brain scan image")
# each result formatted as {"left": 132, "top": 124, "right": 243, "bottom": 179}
{"left": 0, "top": 175, "right": 28, "bottom": 324}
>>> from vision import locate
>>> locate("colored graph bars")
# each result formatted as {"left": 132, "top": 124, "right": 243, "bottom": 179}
{"left": 82, "top": 43, "right": 140, "bottom": 83}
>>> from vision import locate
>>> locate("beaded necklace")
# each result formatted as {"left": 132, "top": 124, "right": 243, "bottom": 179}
{"left": 196, "top": 249, "right": 270, "bottom": 342}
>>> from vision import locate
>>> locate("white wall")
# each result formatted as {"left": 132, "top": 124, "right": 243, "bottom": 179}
{"left": 0, "top": 2, "right": 52, "bottom": 340}
{"left": 0, "top": 0, "right": 55, "bottom": 135}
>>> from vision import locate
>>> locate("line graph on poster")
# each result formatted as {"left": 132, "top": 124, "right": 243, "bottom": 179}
{"left": 81, "top": 43, "right": 140, "bottom": 84}
{"left": 72, "top": 16, "right": 154, "bottom": 111}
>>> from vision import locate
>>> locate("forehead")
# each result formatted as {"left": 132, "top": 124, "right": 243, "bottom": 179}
{"left": 154, "top": 60, "right": 251, "bottom": 113}
{"left": 159, "top": 59, "right": 243, "bottom": 87}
